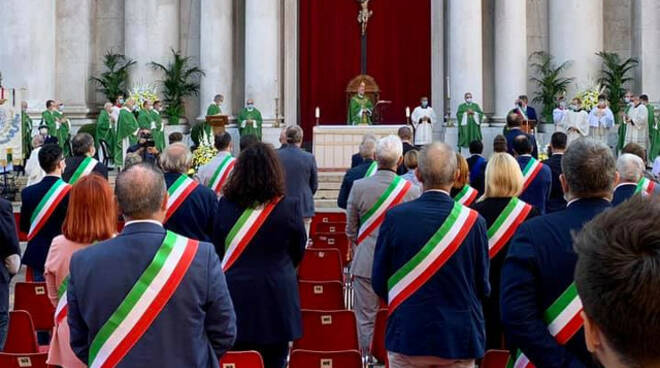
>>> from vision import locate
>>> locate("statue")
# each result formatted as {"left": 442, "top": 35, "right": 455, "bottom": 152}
{"left": 357, "top": 0, "right": 373, "bottom": 36}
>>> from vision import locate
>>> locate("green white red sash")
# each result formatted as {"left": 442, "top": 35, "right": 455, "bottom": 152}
{"left": 506, "top": 283, "right": 583, "bottom": 368}
{"left": 635, "top": 177, "right": 656, "bottom": 196}
{"left": 487, "top": 197, "right": 532, "bottom": 259}
{"left": 54, "top": 275, "right": 69, "bottom": 324}
{"left": 364, "top": 161, "right": 377, "bottom": 178}
{"left": 222, "top": 197, "right": 282, "bottom": 272}
{"left": 208, "top": 155, "right": 236, "bottom": 194}
{"left": 165, "top": 175, "right": 199, "bottom": 222}
{"left": 521, "top": 158, "right": 543, "bottom": 192}
{"left": 68, "top": 156, "right": 98, "bottom": 184}
{"left": 28, "top": 179, "right": 71, "bottom": 241}
{"left": 387, "top": 202, "right": 478, "bottom": 313}
{"left": 454, "top": 185, "right": 478, "bottom": 206}
{"left": 517, "top": 106, "right": 528, "bottom": 120}
{"left": 357, "top": 176, "right": 412, "bottom": 244}
{"left": 88, "top": 231, "right": 198, "bottom": 368}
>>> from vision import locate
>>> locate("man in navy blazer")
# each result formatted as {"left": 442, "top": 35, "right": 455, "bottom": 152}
{"left": 62, "top": 132, "right": 108, "bottom": 182}
{"left": 505, "top": 112, "right": 539, "bottom": 158}
{"left": 543, "top": 132, "right": 567, "bottom": 213}
{"left": 501, "top": 139, "right": 616, "bottom": 368}
{"left": 338, "top": 136, "right": 377, "bottom": 209}
{"left": 467, "top": 140, "right": 487, "bottom": 195}
{"left": 19, "top": 144, "right": 69, "bottom": 281}
{"left": 160, "top": 143, "right": 218, "bottom": 242}
{"left": 68, "top": 163, "right": 236, "bottom": 367}
{"left": 0, "top": 197, "right": 20, "bottom": 349}
{"left": 514, "top": 135, "right": 552, "bottom": 214}
{"left": 372, "top": 143, "right": 489, "bottom": 367}
{"left": 612, "top": 153, "right": 645, "bottom": 206}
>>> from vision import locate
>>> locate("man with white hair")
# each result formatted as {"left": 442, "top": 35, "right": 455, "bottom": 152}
{"left": 160, "top": 143, "right": 218, "bottom": 242}
{"left": 346, "top": 135, "right": 421, "bottom": 355}
{"left": 612, "top": 153, "right": 646, "bottom": 206}
{"left": 96, "top": 102, "right": 116, "bottom": 163}
{"left": 337, "top": 135, "right": 378, "bottom": 209}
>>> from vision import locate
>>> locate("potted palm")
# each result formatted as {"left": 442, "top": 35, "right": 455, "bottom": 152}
{"left": 529, "top": 51, "right": 574, "bottom": 132}
{"left": 90, "top": 51, "right": 136, "bottom": 104}
{"left": 596, "top": 51, "right": 638, "bottom": 124}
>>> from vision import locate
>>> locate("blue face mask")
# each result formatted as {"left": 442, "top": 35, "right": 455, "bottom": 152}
{"left": 119, "top": 98, "right": 125, "bottom": 105}
{"left": 246, "top": 104, "right": 254, "bottom": 110}
{"left": 421, "top": 101, "right": 428, "bottom": 108}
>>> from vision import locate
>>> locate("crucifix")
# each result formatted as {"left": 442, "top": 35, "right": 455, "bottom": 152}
{"left": 356, "top": 0, "right": 373, "bottom": 74}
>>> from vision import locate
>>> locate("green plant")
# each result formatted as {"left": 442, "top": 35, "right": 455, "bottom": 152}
{"left": 150, "top": 49, "right": 205, "bottom": 125}
{"left": 596, "top": 51, "right": 638, "bottom": 124}
{"left": 90, "top": 51, "right": 136, "bottom": 103}
{"left": 529, "top": 51, "right": 574, "bottom": 124}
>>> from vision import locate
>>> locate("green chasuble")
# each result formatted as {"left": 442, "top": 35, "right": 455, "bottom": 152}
{"left": 53, "top": 111, "right": 71, "bottom": 157}
{"left": 456, "top": 102, "right": 484, "bottom": 148}
{"left": 41, "top": 110, "right": 56, "bottom": 137}
{"left": 114, "top": 108, "right": 139, "bottom": 168}
{"left": 347, "top": 94, "right": 374, "bottom": 125}
{"left": 237, "top": 107, "right": 263, "bottom": 140}
{"left": 95, "top": 109, "right": 115, "bottom": 159}
{"left": 617, "top": 104, "right": 633, "bottom": 153}
{"left": 648, "top": 105, "right": 660, "bottom": 160}
{"left": 137, "top": 109, "right": 153, "bottom": 130}
{"left": 150, "top": 109, "right": 165, "bottom": 152}
{"left": 22, "top": 112, "right": 33, "bottom": 160}
{"left": 207, "top": 103, "right": 221, "bottom": 116}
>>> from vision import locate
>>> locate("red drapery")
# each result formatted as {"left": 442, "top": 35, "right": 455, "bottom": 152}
{"left": 299, "top": 0, "right": 431, "bottom": 142}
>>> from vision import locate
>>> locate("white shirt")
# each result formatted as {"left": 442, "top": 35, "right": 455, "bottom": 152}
{"left": 25, "top": 146, "right": 45, "bottom": 186}
{"left": 124, "top": 219, "right": 163, "bottom": 227}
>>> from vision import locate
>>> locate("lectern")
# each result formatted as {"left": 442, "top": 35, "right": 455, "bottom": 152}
{"left": 206, "top": 115, "right": 229, "bottom": 134}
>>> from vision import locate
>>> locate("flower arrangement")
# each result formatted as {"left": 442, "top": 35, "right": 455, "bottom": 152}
{"left": 575, "top": 84, "right": 605, "bottom": 111}
{"left": 191, "top": 144, "right": 217, "bottom": 173}
{"left": 128, "top": 83, "right": 159, "bottom": 110}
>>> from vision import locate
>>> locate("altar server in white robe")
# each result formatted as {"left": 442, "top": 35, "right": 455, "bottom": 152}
{"left": 625, "top": 95, "right": 649, "bottom": 150}
{"left": 411, "top": 96, "right": 436, "bottom": 146}
{"left": 553, "top": 98, "right": 568, "bottom": 127}
{"left": 588, "top": 95, "right": 614, "bottom": 145}
{"left": 561, "top": 97, "right": 590, "bottom": 146}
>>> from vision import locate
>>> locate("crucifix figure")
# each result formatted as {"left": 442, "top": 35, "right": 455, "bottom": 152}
{"left": 356, "top": 0, "right": 373, "bottom": 74}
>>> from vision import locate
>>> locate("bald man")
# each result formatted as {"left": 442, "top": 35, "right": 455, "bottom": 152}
{"left": 237, "top": 98, "right": 263, "bottom": 140}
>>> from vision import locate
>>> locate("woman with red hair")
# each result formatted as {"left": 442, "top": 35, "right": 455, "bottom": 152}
{"left": 44, "top": 174, "right": 117, "bottom": 367}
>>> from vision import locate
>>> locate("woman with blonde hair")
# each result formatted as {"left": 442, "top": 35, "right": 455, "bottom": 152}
{"left": 450, "top": 153, "right": 478, "bottom": 206}
{"left": 472, "top": 153, "right": 538, "bottom": 349}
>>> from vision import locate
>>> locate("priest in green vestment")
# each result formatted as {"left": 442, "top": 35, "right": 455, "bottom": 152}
{"left": 151, "top": 100, "right": 166, "bottom": 152}
{"left": 347, "top": 81, "right": 374, "bottom": 125}
{"left": 41, "top": 100, "right": 58, "bottom": 137}
{"left": 21, "top": 101, "right": 33, "bottom": 160}
{"left": 237, "top": 98, "right": 263, "bottom": 140}
{"left": 192, "top": 94, "right": 222, "bottom": 147}
{"left": 137, "top": 100, "right": 155, "bottom": 130}
{"left": 643, "top": 95, "right": 659, "bottom": 160}
{"left": 456, "top": 92, "right": 484, "bottom": 148}
{"left": 114, "top": 98, "right": 139, "bottom": 169}
{"left": 53, "top": 101, "right": 71, "bottom": 157}
{"left": 617, "top": 92, "right": 634, "bottom": 154}
{"left": 96, "top": 102, "right": 116, "bottom": 161}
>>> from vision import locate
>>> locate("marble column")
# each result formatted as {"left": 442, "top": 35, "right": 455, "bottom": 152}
{"left": 634, "top": 0, "right": 660, "bottom": 102}
{"left": 199, "top": 0, "right": 233, "bottom": 117}
{"left": 283, "top": 0, "right": 298, "bottom": 125}
{"left": 495, "top": 0, "right": 526, "bottom": 120}
{"left": 448, "top": 0, "right": 483, "bottom": 121}
{"left": 549, "top": 0, "right": 603, "bottom": 97}
{"left": 245, "top": 0, "right": 281, "bottom": 122}
{"left": 431, "top": 0, "right": 444, "bottom": 136}
{"left": 0, "top": 0, "right": 56, "bottom": 111}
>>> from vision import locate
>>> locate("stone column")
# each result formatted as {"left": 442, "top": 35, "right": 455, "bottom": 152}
{"left": 549, "top": 0, "right": 603, "bottom": 97}
{"left": 199, "top": 0, "right": 233, "bottom": 117}
{"left": 634, "top": 0, "right": 660, "bottom": 102}
{"left": 431, "top": 0, "right": 444, "bottom": 140}
{"left": 448, "top": 0, "right": 483, "bottom": 120}
{"left": 245, "top": 0, "right": 281, "bottom": 122}
{"left": 283, "top": 0, "right": 298, "bottom": 125}
{"left": 495, "top": 0, "right": 526, "bottom": 120}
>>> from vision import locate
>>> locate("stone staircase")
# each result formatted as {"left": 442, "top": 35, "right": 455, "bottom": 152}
{"left": 314, "top": 171, "right": 344, "bottom": 210}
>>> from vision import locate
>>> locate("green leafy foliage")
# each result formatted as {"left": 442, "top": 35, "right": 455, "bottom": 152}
{"left": 90, "top": 51, "right": 136, "bottom": 103}
{"left": 596, "top": 51, "right": 638, "bottom": 123}
{"left": 529, "top": 51, "right": 574, "bottom": 124}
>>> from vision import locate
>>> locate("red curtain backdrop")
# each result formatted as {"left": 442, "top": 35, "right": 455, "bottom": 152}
{"left": 299, "top": 0, "right": 431, "bottom": 141}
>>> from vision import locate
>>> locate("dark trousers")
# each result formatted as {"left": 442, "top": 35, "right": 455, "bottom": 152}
{"left": 0, "top": 266, "right": 10, "bottom": 350}
{"left": 232, "top": 341, "right": 289, "bottom": 368}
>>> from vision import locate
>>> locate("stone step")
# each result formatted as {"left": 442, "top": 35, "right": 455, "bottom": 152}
{"left": 314, "top": 189, "right": 339, "bottom": 200}
{"left": 318, "top": 181, "right": 340, "bottom": 190}
{"left": 318, "top": 171, "right": 344, "bottom": 183}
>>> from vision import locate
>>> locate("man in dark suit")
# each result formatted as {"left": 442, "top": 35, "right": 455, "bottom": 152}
{"left": 68, "top": 163, "right": 236, "bottom": 366}
{"left": 467, "top": 140, "right": 487, "bottom": 195}
{"left": 397, "top": 126, "right": 418, "bottom": 175}
{"left": 20, "top": 144, "right": 69, "bottom": 281}
{"left": 513, "top": 135, "right": 552, "bottom": 214}
{"left": 612, "top": 153, "right": 645, "bottom": 206}
{"left": 372, "top": 142, "right": 489, "bottom": 367}
{"left": 0, "top": 198, "right": 20, "bottom": 350}
{"left": 505, "top": 112, "right": 538, "bottom": 158}
{"left": 338, "top": 136, "right": 377, "bottom": 209}
{"left": 351, "top": 134, "right": 377, "bottom": 168}
{"left": 501, "top": 139, "right": 616, "bottom": 368}
{"left": 62, "top": 132, "right": 108, "bottom": 182}
{"left": 160, "top": 143, "right": 218, "bottom": 242}
{"left": 38, "top": 124, "right": 58, "bottom": 145}
{"left": 277, "top": 126, "right": 318, "bottom": 234}
{"left": 512, "top": 95, "right": 537, "bottom": 123}
{"left": 543, "top": 132, "right": 567, "bottom": 213}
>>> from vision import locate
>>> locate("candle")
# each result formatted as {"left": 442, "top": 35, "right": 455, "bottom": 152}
{"left": 446, "top": 77, "right": 451, "bottom": 100}
{"left": 315, "top": 106, "right": 320, "bottom": 119}
{"left": 405, "top": 106, "right": 410, "bottom": 118}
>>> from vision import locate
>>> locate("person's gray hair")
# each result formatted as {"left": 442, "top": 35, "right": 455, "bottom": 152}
{"left": 31, "top": 134, "right": 44, "bottom": 149}
{"left": 418, "top": 142, "right": 456, "bottom": 187}
{"left": 115, "top": 163, "right": 166, "bottom": 219}
{"left": 361, "top": 134, "right": 376, "bottom": 144}
{"left": 561, "top": 138, "right": 616, "bottom": 197}
{"left": 286, "top": 125, "right": 303, "bottom": 144}
{"left": 616, "top": 153, "right": 645, "bottom": 183}
{"left": 376, "top": 135, "right": 403, "bottom": 168}
{"left": 71, "top": 133, "right": 95, "bottom": 156}
{"left": 359, "top": 136, "right": 377, "bottom": 159}
{"left": 159, "top": 142, "right": 192, "bottom": 174}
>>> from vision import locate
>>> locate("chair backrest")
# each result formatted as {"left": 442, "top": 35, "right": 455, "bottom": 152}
{"left": 219, "top": 351, "right": 264, "bottom": 368}
{"left": 4, "top": 311, "right": 39, "bottom": 354}
{"left": 298, "top": 281, "right": 345, "bottom": 310}
{"left": 313, "top": 222, "right": 346, "bottom": 235}
{"left": 293, "top": 310, "right": 359, "bottom": 351}
{"left": 310, "top": 233, "right": 350, "bottom": 265}
{"left": 0, "top": 352, "right": 49, "bottom": 368}
{"left": 99, "top": 140, "right": 110, "bottom": 166}
{"left": 289, "top": 349, "right": 362, "bottom": 368}
{"left": 311, "top": 212, "right": 346, "bottom": 230}
{"left": 298, "top": 248, "right": 343, "bottom": 283}
{"left": 13, "top": 282, "right": 55, "bottom": 331}
{"left": 13, "top": 213, "right": 27, "bottom": 242}
{"left": 482, "top": 350, "right": 511, "bottom": 368}
{"left": 370, "top": 308, "right": 388, "bottom": 363}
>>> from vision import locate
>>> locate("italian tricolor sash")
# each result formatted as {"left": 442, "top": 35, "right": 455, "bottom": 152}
{"left": 165, "top": 175, "right": 199, "bottom": 222}
{"left": 454, "top": 185, "right": 478, "bottom": 206}
{"left": 54, "top": 275, "right": 69, "bottom": 325}
{"left": 387, "top": 202, "right": 478, "bottom": 313}
{"left": 28, "top": 179, "right": 71, "bottom": 241}
{"left": 222, "top": 197, "right": 282, "bottom": 272}
{"left": 208, "top": 155, "right": 236, "bottom": 194}
{"left": 487, "top": 197, "right": 532, "bottom": 259}
{"left": 357, "top": 176, "right": 412, "bottom": 244}
{"left": 88, "top": 232, "right": 199, "bottom": 368}
{"left": 364, "top": 161, "right": 377, "bottom": 178}
{"left": 506, "top": 283, "right": 584, "bottom": 368}
{"left": 635, "top": 177, "right": 656, "bottom": 196}
{"left": 68, "top": 157, "right": 98, "bottom": 184}
{"left": 517, "top": 106, "right": 528, "bottom": 120}
{"left": 521, "top": 158, "right": 543, "bottom": 192}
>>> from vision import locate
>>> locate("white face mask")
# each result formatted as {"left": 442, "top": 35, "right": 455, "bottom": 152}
{"left": 246, "top": 104, "right": 254, "bottom": 110}
{"left": 465, "top": 98, "right": 472, "bottom": 103}
{"left": 39, "top": 128, "right": 48, "bottom": 136}
{"left": 624, "top": 97, "right": 631, "bottom": 104}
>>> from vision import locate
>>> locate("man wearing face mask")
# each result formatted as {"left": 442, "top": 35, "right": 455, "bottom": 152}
{"left": 588, "top": 95, "right": 614, "bottom": 146}
{"left": 552, "top": 97, "right": 568, "bottom": 127}
{"left": 410, "top": 96, "right": 436, "bottom": 146}
{"left": 53, "top": 101, "right": 71, "bottom": 157}
{"left": 110, "top": 95, "right": 124, "bottom": 123}
{"left": 624, "top": 95, "right": 649, "bottom": 151}
{"left": 237, "top": 98, "right": 263, "bottom": 140}
{"left": 617, "top": 91, "right": 634, "bottom": 154}
{"left": 561, "top": 97, "right": 590, "bottom": 146}
{"left": 348, "top": 81, "right": 374, "bottom": 125}
{"left": 21, "top": 101, "right": 33, "bottom": 162}
{"left": 510, "top": 95, "right": 538, "bottom": 125}
{"left": 456, "top": 92, "right": 484, "bottom": 150}
{"left": 114, "top": 97, "right": 140, "bottom": 170}
{"left": 41, "top": 100, "right": 58, "bottom": 139}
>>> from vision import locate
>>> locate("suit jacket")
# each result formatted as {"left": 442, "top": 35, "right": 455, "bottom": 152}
{"left": 612, "top": 183, "right": 637, "bottom": 206}
{"left": 212, "top": 196, "right": 306, "bottom": 344}
{"left": 372, "top": 191, "right": 490, "bottom": 358}
{"left": 542, "top": 153, "right": 566, "bottom": 213}
{"left": 62, "top": 155, "right": 109, "bottom": 182}
{"left": 20, "top": 176, "right": 69, "bottom": 272}
{"left": 526, "top": 106, "right": 538, "bottom": 122}
{"left": 67, "top": 222, "right": 236, "bottom": 367}
{"left": 517, "top": 156, "right": 552, "bottom": 214}
{"left": 351, "top": 153, "right": 364, "bottom": 168}
{"left": 0, "top": 198, "right": 19, "bottom": 293}
{"left": 397, "top": 142, "right": 418, "bottom": 175}
{"left": 277, "top": 145, "right": 319, "bottom": 218}
{"left": 44, "top": 135, "right": 58, "bottom": 145}
{"left": 505, "top": 128, "right": 538, "bottom": 158}
{"left": 467, "top": 154, "right": 487, "bottom": 195}
{"left": 337, "top": 159, "right": 375, "bottom": 209}
{"left": 346, "top": 170, "right": 421, "bottom": 278}
{"left": 164, "top": 172, "right": 218, "bottom": 242}
{"left": 501, "top": 198, "right": 611, "bottom": 368}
